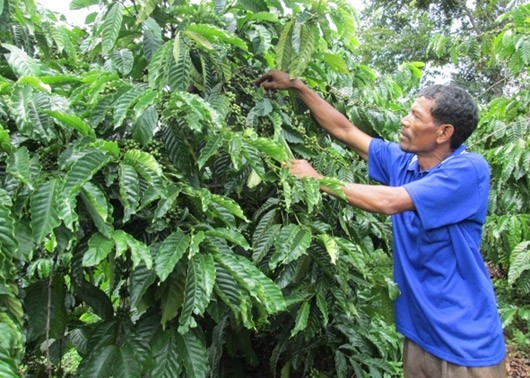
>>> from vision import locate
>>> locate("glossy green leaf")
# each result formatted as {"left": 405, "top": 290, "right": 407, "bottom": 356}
{"left": 133, "top": 105, "right": 158, "bottom": 145}
{"left": 118, "top": 163, "right": 140, "bottom": 222}
{"left": 112, "top": 344, "right": 142, "bottom": 378}
{"left": 62, "top": 149, "right": 113, "bottom": 197}
{"left": 151, "top": 329, "right": 183, "bottom": 377}
{"left": 113, "top": 230, "right": 152, "bottom": 269}
{"left": 175, "top": 330, "right": 208, "bottom": 378}
{"left": 290, "top": 301, "right": 310, "bottom": 338}
{"left": 247, "top": 137, "right": 289, "bottom": 163}
{"left": 160, "top": 277, "right": 185, "bottom": 328}
{"left": 123, "top": 149, "right": 163, "bottom": 179}
{"left": 205, "top": 228, "right": 250, "bottom": 250}
{"left": 82, "top": 233, "right": 115, "bottom": 267}
{"left": 318, "top": 234, "right": 338, "bottom": 265}
{"left": 31, "top": 179, "right": 60, "bottom": 244}
{"left": 155, "top": 229, "right": 190, "bottom": 282}
{"left": 213, "top": 264, "right": 255, "bottom": 328}
{"left": 270, "top": 224, "right": 312, "bottom": 270}
{"left": 78, "top": 345, "right": 118, "bottom": 378}
{"left": 46, "top": 110, "right": 96, "bottom": 138}
{"left": 80, "top": 182, "right": 114, "bottom": 238}
{"left": 24, "top": 277, "right": 67, "bottom": 342}
{"left": 101, "top": 3, "right": 124, "bottom": 54}
{"left": 197, "top": 134, "right": 222, "bottom": 170}
{"left": 186, "top": 24, "right": 247, "bottom": 51}
{"left": 75, "top": 279, "right": 114, "bottom": 321}
{"left": 0, "top": 190, "right": 17, "bottom": 257}
{"left": 214, "top": 252, "right": 286, "bottom": 314}
{"left": 2, "top": 44, "right": 40, "bottom": 77}
{"left": 178, "top": 253, "right": 215, "bottom": 334}
{"left": 7, "top": 147, "right": 33, "bottom": 189}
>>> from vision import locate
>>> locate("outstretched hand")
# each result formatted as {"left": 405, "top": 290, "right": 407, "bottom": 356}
{"left": 285, "top": 159, "right": 323, "bottom": 180}
{"left": 255, "top": 69, "right": 297, "bottom": 93}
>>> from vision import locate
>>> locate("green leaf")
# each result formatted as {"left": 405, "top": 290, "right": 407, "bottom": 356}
{"left": 114, "top": 87, "right": 142, "bottom": 129}
{"left": 17, "top": 76, "right": 51, "bottom": 93}
{"left": 2, "top": 44, "right": 40, "bottom": 77}
{"left": 31, "top": 179, "right": 60, "bottom": 244}
{"left": 319, "top": 177, "right": 346, "bottom": 200}
{"left": 133, "top": 105, "right": 158, "bottom": 145}
{"left": 186, "top": 24, "right": 247, "bottom": 51}
{"left": 123, "top": 149, "right": 163, "bottom": 179}
{"left": 252, "top": 208, "right": 280, "bottom": 262}
{"left": 214, "top": 252, "right": 286, "bottom": 314}
{"left": 7, "top": 147, "right": 33, "bottom": 189}
{"left": 175, "top": 330, "right": 208, "bottom": 378}
{"left": 112, "top": 344, "right": 142, "bottom": 378}
{"left": 288, "top": 24, "right": 316, "bottom": 78}
{"left": 130, "top": 264, "right": 157, "bottom": 314}
{"left": 75, "top": 279, "right": 114, "bottom": 321}
{"left": 0, "top": 345, "right": 20, "bottom": 377}
{"left": 178, "top": 253, "right": 215, "bottom": 334}
{"left": 80, "top": 182, "right": 114, "bottom": 238}
{"left": 101, "top": 3, "right": 124, "bottom": 54}
{"left": 318, "top": 234, "right": 338, "bottom": 265}
{"left": 209, "top": 194, "right": 249, "bottom": 222}
{"left": 205, "top": 228, "right": 250, "bottom": 250}
{"left": 270, "top": 224, "right": 312, "bottom": 270}
{"left": 155, "top": 229, "right": 190, "bottom": 282}
{"left": 82, "top": 233, "right": 115, "bottom": 267}
{"left": 119, "top": 163, "right": 140, "bottom": 223}
{"left": 112, "top": 48, "right": 134, "bottom": 75}
{"left": 276, "top": 20, "right": 294, "bottom": 72}
{"left": 70, "top": 0, "right": 99, "bottom": 10}
{"left": 78, "top": 345, "right": 118, "bottom": 378}
{"left": 46, "top": 110, "right": 96, "bottom": 138}
{"left": 213, "top": 264, "right": 255, "bottom": 328}
{"left": 508, "top": 241, "right": 530, "bottom": 285}
{"left": 24, "top": 277, "right": 67, "bottom": 341}
{"left": 160, "top": 276, "right": 185, "bottom": 328}
{"left": 197, "top": 135, "right": 222, "bottom": 170}
{"left": 62, "top": 149, "right": 113, "bottom": 197}
{"left": 247, "top": 137, "right": 288, "bottom": 163}
{"left": 113, "top": 230, "right": 152, "bottom": 269}
{"left": 151, "top": 330, "right": 183, "bottom": 377}
{"left": 0, "top": 190, "right": 18, "bottom": 257}
{"left": 0, "top": 124, "right": 12, "bottom": 153}
{"left": 290, "top": 301, "right": 310, "bottom": 338}
{"left": 322, "top": 52, "right": 349, "bottom": 74}
{"left": 137, "top": 0, "right": 157, "bottom": 23}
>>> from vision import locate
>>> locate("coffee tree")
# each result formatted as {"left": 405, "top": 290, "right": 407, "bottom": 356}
{"left": 0, "top": 0, "right": 410, "bottom": 376}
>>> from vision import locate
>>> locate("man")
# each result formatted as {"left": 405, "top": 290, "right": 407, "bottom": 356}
{"left": 255, "top": 69, "right": 506, "bottom": 377}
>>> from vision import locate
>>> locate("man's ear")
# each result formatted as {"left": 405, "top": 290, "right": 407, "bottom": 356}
{"left": 437, "top": 124, "right": 454, "bottom": 144}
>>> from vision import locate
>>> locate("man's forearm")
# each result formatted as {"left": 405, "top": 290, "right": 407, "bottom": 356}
{"left": 290, "top": 80, "right": 371, "bottom": 160}
{"left": 321, "top": 181, "right": 414, "bottom": 215}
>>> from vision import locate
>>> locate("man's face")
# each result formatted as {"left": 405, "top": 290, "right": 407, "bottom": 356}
{"left": 399, "top": 96, "right": 440, "bottom": 154}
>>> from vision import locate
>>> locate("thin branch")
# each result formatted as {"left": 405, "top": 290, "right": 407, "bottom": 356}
{"left": 45, "top": 271, "right": 54, "bottom": 378}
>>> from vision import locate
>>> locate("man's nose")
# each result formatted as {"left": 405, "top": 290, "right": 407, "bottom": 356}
{"left": 401, "top": 115, "right": 410, "bottom": 127}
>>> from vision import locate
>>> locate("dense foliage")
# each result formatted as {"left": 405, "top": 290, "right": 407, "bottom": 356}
{"left": 0, "top": 0, "right": 528, "bottom": 377}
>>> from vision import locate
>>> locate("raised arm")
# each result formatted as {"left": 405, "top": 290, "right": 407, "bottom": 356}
{"left": 255, "top": 69, "right": 372, "bottom": 160}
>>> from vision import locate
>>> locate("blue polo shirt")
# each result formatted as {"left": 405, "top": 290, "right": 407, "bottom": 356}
{"left": 368, "top": 138, "right": 505, "bottom": 367}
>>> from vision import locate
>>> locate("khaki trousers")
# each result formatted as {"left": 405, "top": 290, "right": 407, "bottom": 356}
{"left": 403, "top": 339, "right": 507, "bottom": 378}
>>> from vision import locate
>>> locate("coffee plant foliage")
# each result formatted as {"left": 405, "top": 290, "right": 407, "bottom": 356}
{"left": 0, "top": 0, "right": 528, "bottom": 376}
{"left": 0, "top": 0, "right": 413, "bottom": 376}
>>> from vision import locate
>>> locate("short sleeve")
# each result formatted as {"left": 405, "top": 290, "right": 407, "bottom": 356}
{"left": 368, "top": 138, "right": 411, "bottom": 186}
{"left": 404, "top": 155, "right": 490, "bottom": 230}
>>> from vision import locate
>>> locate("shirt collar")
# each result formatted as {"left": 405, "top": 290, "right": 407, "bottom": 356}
{"left": 407, "top": 144, "right": 467, "bottom": 174}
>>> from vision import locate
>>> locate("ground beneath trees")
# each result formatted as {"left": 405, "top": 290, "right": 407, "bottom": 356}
{"left": 506, "top": 345, "right": 530, "bottom": 377}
